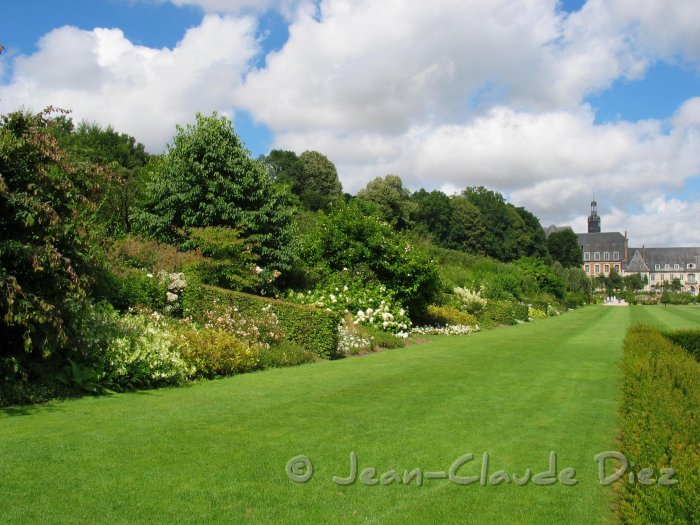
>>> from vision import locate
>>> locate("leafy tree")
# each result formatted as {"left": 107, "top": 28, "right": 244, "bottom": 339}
{"left": 514, "top": 258, "right": 566, "bottom": 299}
{"left": 301, "top": 201, "right": 440, "bottom": 317}
{"left": 607, "top": 268, "right": 624, "bottom": 292}
{"left": 660, "top": 289, "right": 671, "bottom": 306}
{"left": 622, "top": 273, "right": 646, "bottom": 292}
{"left": 449, "top": 196, "right": 486, "bottom": 254}
{"left": 547, "top": 229, "right": 583, "bottom": 268}
{"left": 513, "top": 206, "right": 548, "bottom": 259}
{"left": 0, "top": 109, "right": 100, "bottom": 362}
{"left": 356, "top": 174, "right": 415, "bottom": 230}
{"left": 259, "top": 149, "right": 305, "bottom": 206}
{"left": 671, "top": 277, "right": 682, "bottom": 293}
{"left": 55, "top": 121, "right": 150, "bottom": 235}
{"left": 462, "top": 186, "right": 540, "bottom": 261}
{"left": 411, "top": 189, "right": 454, "bottom": 245}
{"left": 138, "top": 113, "right": 295, "bottom": 273}
{"left": 298, "top": 150, "right": 343, "bottom": 211}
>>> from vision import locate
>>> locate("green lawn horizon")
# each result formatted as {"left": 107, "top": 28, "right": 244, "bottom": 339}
{"left": 2, "top": 304, "right": 699, "bottom": 524}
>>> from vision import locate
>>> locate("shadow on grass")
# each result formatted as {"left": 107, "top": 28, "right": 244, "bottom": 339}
{"left": 0, "top": 402, "right": 66, "bottom": 417}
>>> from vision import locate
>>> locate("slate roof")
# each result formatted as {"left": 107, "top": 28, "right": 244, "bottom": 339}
{"left": 626, "top": 247, "right": 700, "bottom": 271}
{"left": 544, "top": 225, "right": 572, "bottom": 238}
{"left": 625, "top": 250, "right": 650, "bottom": 272}
{"left": 576, "top": 232, "right": 626, "bottom": 261}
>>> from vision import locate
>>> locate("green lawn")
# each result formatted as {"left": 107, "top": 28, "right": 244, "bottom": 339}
{"left": 1, "top": 305, "right": 699, "bottom": 524}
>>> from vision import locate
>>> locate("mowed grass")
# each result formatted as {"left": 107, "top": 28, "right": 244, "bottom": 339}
{"left": 1, "top": 305, "right": 699, "bottom": 524}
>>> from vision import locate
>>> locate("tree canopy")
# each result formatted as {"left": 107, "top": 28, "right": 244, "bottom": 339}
{"left": 547, "top": 229, "right": 583, "bottom": 268}
{"left": 356, "top": 174, "right": 415, "bottom": 230}
{"left": 139, "top": 113, "right": 295, "bottom": 272}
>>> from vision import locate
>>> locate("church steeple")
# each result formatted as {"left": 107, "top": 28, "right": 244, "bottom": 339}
{"left": 588, "top": 198, "right": 601, "bottom": 233}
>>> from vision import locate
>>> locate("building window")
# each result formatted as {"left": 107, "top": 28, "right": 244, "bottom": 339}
{"left": 595, "top": 264, "right": 600, "bottom": 274}
{"left": 584, "top": 264, "right": 590, "bottom": 273}
{"left": 584, "top": 252, "right": 590, "bottom": 261}
{"left": 655, "top": 264, "right": 660, "bottom": 270}
{"left": 680, "top": 274, "right": 684, "bottom": 281}
{"left": 615, "top": 265, "right": 620, "bottom": 272}
{"left": 689, "top": 263, "right": 696, "bottom": 270}
{"left": 605, "top": 264, "right": 610, "bottom": 273}
{"left": 665, "top": 264, "right": 670, "bottom": 270}
{"left": 603, "top": 251, "right": 610, "bottom": 260}
{"left": 594, "top": 252, "right": 601, "bottom": 261}
{"left": 613, "top": 251, "right": 619, "bottom": 260}
{"left": 651, "top": 273, "right": 656, "bottom": 281}
{"left": 674, "top": 264, "right": 680, "bottom": 270}
{"left": 690, "top": 275, "right": 696, "bottom": 284}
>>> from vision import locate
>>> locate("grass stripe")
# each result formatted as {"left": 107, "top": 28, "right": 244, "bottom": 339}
{"left": 6, "top": 305, "right": 692, "bottom": 524}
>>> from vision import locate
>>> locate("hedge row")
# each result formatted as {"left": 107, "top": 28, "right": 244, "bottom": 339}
{"left": 663, "top": 329, "right": 700, "bottom": 362}
{"left": 482, "top": 301, "right": 528, "bottom": 326}
{"left": 618, "top": 325, "right": 700, "bottom": 523}
{"left": 182, "top": 284, "right": 340, "bottom": 358}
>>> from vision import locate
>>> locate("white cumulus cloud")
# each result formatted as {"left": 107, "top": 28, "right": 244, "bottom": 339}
{"left": 0, "top": 15, "right": 259, "bottom": 150}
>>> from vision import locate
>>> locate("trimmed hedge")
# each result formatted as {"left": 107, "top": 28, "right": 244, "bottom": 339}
{"left": 663, "top": 329, "right": 700, "bottom": 361}
{"left": 481, "top": 301, "right": 529, "bottom": 326}
{"left": 183, "top": 284, "right": 340, "bottom": 358}
{"left": 618, "top": 325, "right": 700, "bottom": 524}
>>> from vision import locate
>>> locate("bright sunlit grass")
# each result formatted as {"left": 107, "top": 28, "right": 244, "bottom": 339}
{"left": 1, "top": 305, "right": 699, "bottom": 524}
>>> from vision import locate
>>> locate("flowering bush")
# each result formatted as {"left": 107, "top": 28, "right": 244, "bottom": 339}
{"left": 287, "top": 277, "right": 411, "bottom": 336}
{"left": 177, "top": 328, "right": 259, "bottom": 379}
{"left": 452, "top": 287, "right": 488, "bottom": 315}
{"left": 67, "top": 303, "right": 191, "bottom": 390}
{"left": 104, "top": 310, "right": 192, "bottom": 388}
{"left": 528, "top": 306, "right": 547, "bottom": 320}
{"left": 338, "top": 320, "right": 373, "bottom": 355}
{"left": 411, "top": 324, "right": 479, "bottom": 336}
{"left": 424, "top": 305, "right": 478, "bottom": 327}
{"left": 201, "top": 303, "right": 282, "bottom": 349}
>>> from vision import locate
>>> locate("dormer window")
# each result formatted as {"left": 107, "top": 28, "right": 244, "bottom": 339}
{"left": 603, "top": 251, "right": 610, "bottom": 260}
{"left": 689, "top": 263, "right": 696, "bottom": 270}
{"left": 584, "top": 252, "right": 591, "bottom": 261}
{"left": 674, "top": 264, "right": 680, "bottom": 270}
{"left": 594, "top": 252, "right": 601, "bottom": 261}
{"left": 612, "top": 251, "right": 619, "bottom": 260}
{"left": 665, "top": 264, "right": 670, "bottom": 270}
{"left": 655, "top": 264, "right": 660, "bottom": 270}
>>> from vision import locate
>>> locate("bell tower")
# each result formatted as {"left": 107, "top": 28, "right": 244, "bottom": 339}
{"left": 588, "top": 199, "right": 601, "bottom": 233}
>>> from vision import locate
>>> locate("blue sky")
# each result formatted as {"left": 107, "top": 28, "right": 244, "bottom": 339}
{"left": 1, "top": 0, "right": 700, "bottom": 245}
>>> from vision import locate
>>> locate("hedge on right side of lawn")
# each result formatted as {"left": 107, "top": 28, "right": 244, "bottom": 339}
{"left": 662, "top": 328, "right": 700, "bottom": 362}
{"left": 617, "top": 325, "right": 700, "bottom": 524}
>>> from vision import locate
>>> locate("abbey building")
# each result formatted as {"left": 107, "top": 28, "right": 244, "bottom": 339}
{"left": 573, "top": 201, "right": 699, "bottom": 295}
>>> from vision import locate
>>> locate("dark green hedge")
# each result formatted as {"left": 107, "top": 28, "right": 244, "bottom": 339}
{"left": 618, "top": 325, "right": 700, "bottom": 523}
{"left": 182, "top": 284, "right": 339, "bottom": 358}
{"left": 663, "top": 329, "right": 700, "bottom": 361}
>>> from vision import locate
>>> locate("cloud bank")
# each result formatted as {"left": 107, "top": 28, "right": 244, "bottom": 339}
{"left": 1, "top": 0, "right": 699, "bottom": 245}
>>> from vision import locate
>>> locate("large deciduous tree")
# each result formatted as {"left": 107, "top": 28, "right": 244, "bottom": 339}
{"left": 56, "top": 121, "right": 150, "bottom": 235}
{"left": 139, "top": 113, "right": 295, "bottom": 272}
{"left": 0, "top": 109, "right": 100, "bottom": 361}
{"left": 356, "top": 174, "right": 415, "bottom": 230}
{"left": 547, "top": 229, "right": 583, "bottom": 268}
{"left": 298, "top": 150, "right": 343, "bottom": 210}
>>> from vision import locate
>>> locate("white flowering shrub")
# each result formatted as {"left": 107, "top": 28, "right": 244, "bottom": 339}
{"left": 453, "top": 287, "right": 488, "bottom": 315}
{"left": 287, "top": 279, "right": 411, "bottom": 336}
{"left": 337, "top": 321, "right": 373, "bottom": 355}
{"left": 410, "top": 324, "right": 479, "bottom": 336}
{"left": 104, "top": 310, "right": 192, "bottom": 388}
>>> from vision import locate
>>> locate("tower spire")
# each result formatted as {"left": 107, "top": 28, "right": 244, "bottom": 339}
{"left": 588, "top": 196, "right": 601, "bottom": 233}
